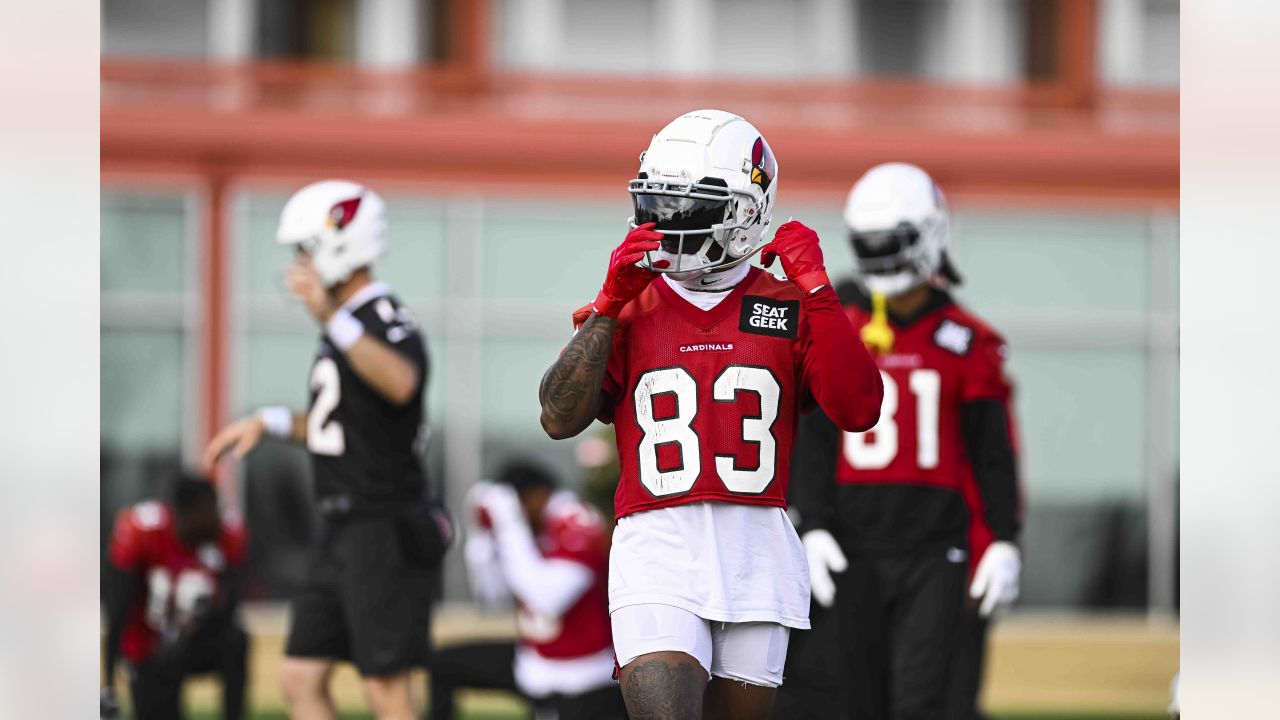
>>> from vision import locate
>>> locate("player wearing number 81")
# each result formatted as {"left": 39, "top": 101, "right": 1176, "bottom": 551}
{"left": 539, "top": 109, "right": 883, "bottom": 720}
{"left": 203, "top": 180, "right": 453, "bottom": 720}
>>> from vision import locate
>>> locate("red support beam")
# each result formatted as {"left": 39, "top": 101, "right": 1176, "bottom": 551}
{"left": 1056, "top": 0, "right": 1099, "bottom": 110}
{"left": 201, "top": 173, "right": 233, "bottom": 504}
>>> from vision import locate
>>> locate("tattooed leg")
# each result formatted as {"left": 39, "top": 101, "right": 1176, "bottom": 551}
{"left": 702, "top": 676, "right": 777, "bottom": 720}
{"left": 619, "top": 652, "right": 708, "bottom": 720}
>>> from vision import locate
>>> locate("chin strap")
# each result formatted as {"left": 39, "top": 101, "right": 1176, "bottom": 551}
{"left": 674, "top": 260, "right": 751, "bottom": 293}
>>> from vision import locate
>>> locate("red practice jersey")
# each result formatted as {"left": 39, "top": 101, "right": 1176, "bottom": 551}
{"left": 838, "top": 297, "right": 1010, "bottom": 492}
{"left": 107, "top": 501, "right": 247, "bottom": 664}
{"left": 518, "top": 493, "right": 612, "bottom": 660}
{"left": 603, "top": 267, "right": 859, "bottom": 519}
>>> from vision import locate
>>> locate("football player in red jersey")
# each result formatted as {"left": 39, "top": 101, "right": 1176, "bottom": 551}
{"left": 781, "top": 163, "right": 1023, "bottom": 720}
{"left": 101, "top": 472, "right": 248, "bottom": 720}
{"left": 429, "top": 462, "right": 625, "bottom": 720}
{"left": 538, "top": 109, "right": 883, "bottom": 720}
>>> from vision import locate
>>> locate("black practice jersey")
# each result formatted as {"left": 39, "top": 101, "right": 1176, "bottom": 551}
{"left": 307, "top": 284, "right": 429, "bottom": 510}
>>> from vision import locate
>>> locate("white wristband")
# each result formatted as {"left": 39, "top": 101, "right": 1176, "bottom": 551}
{"left": 258, "top": 406, "right": 293, "bottom": 439}
{"left": 326, "top": 309, "right": 365, "bottom": 351}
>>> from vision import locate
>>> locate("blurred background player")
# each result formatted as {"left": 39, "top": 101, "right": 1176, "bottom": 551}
{"left": 539, "top": 109, "right": 882, "bottom": 720}
{"left": 203, "top": 180, "right": 452, "bottom": 720}
{"left": 781, "top": 163, "right": 1023, "bottom": 720}
{"left": 945, "top": 369, "right": 1025, "bottom": 720}
{"left": 101, "top": 471, "right": 248, "bottom": 720}
{"left": 428, "top": 461, "right": 624, "bottom": 720}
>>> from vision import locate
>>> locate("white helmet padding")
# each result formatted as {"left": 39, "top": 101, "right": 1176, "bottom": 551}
{"left": 276, "top": 179, "right": 388, "bottom": 287}
{"left": 843, "top": 163, "right": 951, "bottom": 297}
{"left": 628, "top": 109, "right": 778, "bottom": 276}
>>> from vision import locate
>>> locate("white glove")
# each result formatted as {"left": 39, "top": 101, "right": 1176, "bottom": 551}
{"left": 969, "top": 541, "right": 1021, "bottom": 618}
{"left": 476, "top": 481, "right": 526, "bottom": 532}
{"left": 802, "top": 529, "right": 848, "bottom": 608}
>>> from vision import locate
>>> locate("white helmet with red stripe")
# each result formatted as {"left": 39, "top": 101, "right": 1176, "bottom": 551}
{"left": 276, "top": 180, "right": 388, "bottom": 287}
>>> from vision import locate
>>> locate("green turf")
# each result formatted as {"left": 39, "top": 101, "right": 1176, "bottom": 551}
{"left": 177, "top": 707, "right": 1172, "bottom": 712}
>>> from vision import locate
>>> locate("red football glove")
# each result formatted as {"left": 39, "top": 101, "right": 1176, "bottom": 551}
{"left": 593, "top": 222, "right": 662, "bottom": 318}
{"left": 571, "top": 303, "right": 593, "bottom": 331}
{"left": 760, "top": 220, "right": 831, "bottom": 294}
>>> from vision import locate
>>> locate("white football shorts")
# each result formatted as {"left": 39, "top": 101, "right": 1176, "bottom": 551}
{"left": 611, "top": 603, "right": 791, "bottom": 688}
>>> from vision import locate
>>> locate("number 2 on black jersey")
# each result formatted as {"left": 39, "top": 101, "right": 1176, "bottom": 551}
{"left": 633, "top": 365, "right": 781, "bottom": 497}
{"left": 308, "top": 357, "right": 345, "bottom": 456}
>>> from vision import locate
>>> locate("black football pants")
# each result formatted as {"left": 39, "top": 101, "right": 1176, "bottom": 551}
{"left": 839, "top": 550, "right": 967, "bottom": 720}
{"left": 426, "top": 641, "right": 626, "bottom": 720}
{"left": 128, "top": 622, "right": 248, "bottom": 720}
{"left": 771, "top": 597, "right": 849, "bottom": 720}
{"left": 944, "top": 607, "right": 990, "bottom": 720}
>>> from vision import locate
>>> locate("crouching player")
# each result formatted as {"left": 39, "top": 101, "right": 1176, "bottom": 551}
{"left": 428, "top": 462, "right": 625, "bottom": 720}
{"left": 101, "top": 472, "right": 248, "bottom": 720}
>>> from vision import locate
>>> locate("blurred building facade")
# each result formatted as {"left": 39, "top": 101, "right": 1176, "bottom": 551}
{"left": 101, "top": 0, "right": 1179, "bottom": 610}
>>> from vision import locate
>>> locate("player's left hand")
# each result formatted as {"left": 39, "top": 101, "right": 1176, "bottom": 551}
{"left": 760, "top": 220, "right": 831, "bottom": 294}
{"left": 202, "top": 415, "right": 266, "bottom": 470}
{"left": 969, "top": 541, "right": 1021, "bottom": 618}
{"left": 286, "top": 255, "right": 336, "bottom": 323}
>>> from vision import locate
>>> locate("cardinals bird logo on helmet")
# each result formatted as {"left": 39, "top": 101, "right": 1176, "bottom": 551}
{"left": 276, "top": 180, "right": 388, "bottom": 287}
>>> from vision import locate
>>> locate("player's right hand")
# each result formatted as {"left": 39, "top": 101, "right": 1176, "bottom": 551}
{"left": 592, "top": 223, "right": 662, "bottom": 318}
{"left": 802, "top": 528, "right": 848, "bottom": 608}
{"left": 100, "top": 687, "right": 119, "bottom": 719}
{"left": 201, "top": 416, "right": 266, "bottom": 470}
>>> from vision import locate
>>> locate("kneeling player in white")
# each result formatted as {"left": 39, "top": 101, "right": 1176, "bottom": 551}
{"left": 430, "top": 463, "right": 625, "bottom": 720}
{"left": 539, "top": 109, "right": 883, "bottom": 719}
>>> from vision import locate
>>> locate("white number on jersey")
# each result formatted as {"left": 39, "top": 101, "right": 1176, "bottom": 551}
{"left": 307, "top": 357, "right": 346, "bottom": 456}
{"left": 634, "top": 365, "right": 782, "bottom": 496}
{"left": 844, "top": 369, "right": 941, "bottom": 470}
{"left": 713, "top": 366, "right": 781, "bottom": 493}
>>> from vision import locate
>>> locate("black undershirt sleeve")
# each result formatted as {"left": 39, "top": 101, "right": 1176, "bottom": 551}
{"left": 790, "top": 407, "right": 841, "bottom": 535}
{"left": 102, "top": 562, "right": 139, "bottom": 686}
{"left": 961, "top": 399, "right": 1022, "bottom": 543}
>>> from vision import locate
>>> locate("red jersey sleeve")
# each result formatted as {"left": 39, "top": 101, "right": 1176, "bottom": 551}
{"left": 107, "top": 503, "right": 166, "bottom": 571}
{"left": 961, "top": 329, "right": 1012, "bottom": 403}
{"left": 797, "top": 287, "right": 883, "bottom": 432}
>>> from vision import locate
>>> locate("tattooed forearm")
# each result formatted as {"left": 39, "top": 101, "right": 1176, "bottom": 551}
{"left": 621, "top": 658, "right": 704, "bottom": 720}
{"left": 538, "top": 313, "right": 615, "bottom": 439}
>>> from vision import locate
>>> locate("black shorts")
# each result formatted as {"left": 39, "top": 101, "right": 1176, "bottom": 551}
{"left": 285, "top": 516, "right": 434, "bottom": 676}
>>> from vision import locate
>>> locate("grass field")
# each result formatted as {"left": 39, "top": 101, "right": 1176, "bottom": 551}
{"left": 177, "top": 707, "right": 1172, "bottom": 712}
{"left": 111, "top": 604, "right": 1177, "bottom": 719}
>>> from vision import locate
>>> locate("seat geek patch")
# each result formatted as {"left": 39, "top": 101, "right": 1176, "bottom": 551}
{"left": 740, "top": 296, "right": 799, "bottom": 339}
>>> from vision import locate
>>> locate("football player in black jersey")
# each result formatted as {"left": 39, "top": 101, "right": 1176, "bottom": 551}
{"left": 204, "top": 180, "right": 452, "bottom": 720}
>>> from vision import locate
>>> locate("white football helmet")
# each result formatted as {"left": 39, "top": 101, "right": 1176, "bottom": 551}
{"left": 629, "top": 109, "right": 779, "bottom": 276}
{"left": 276, "top": 179, "right": 388, "bottom": 287}
{"left": 844, "top": 163, "right": 951, "bottom": 297}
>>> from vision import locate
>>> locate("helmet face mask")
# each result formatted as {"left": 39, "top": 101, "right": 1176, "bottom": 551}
{"left": 626, "top": 110, "right": 778, "bottom": 276}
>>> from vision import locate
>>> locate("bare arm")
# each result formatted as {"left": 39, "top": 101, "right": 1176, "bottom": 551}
{"left": 538, "top": 314, "right": 616, "bottom": 440}
{"left": 341, "top": 334, "right": 421, "bottom": 407}
{"left": 202, "top": 410, "right": 307, "bottom": 470}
